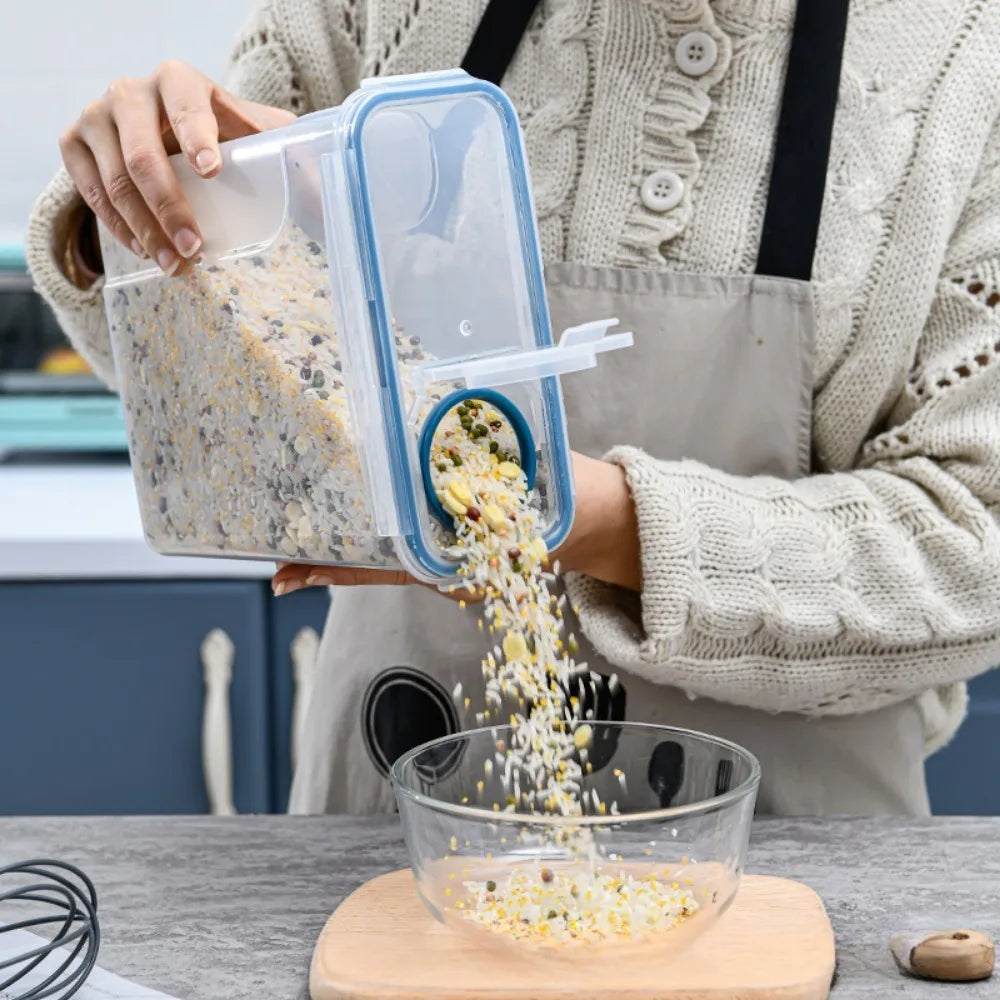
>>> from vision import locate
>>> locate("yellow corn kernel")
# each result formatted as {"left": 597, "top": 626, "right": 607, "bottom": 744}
{"left": 482, "top": 504, "right": 507, "bottom": 532}
{"left": 503, "top": 631, "right": 528, "bottom": 661}
{"left": 448, "top": 480, "right": 474, "bottom": 507}
{"left": 442, "top": 493, "right": 468, "bottom": 518}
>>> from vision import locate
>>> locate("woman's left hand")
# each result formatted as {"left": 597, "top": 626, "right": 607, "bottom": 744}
{"left": 271, "top": 452, "right": 640, "bottom": 597}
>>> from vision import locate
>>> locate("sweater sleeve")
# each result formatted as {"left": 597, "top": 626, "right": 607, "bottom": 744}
{"left": 23, "top": 0, "right": 356, "bottom": 389}
{"left": 567, "top": 128, "right": 1000, "bottom": 722}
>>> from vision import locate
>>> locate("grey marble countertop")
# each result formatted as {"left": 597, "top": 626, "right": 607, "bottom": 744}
{"left": 0, "top": 816, "right": 995, "bottom": 998}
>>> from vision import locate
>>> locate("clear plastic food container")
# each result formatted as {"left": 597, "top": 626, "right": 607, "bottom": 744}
{"left": 100, "top": 70, "right": 630, "bottom": 582}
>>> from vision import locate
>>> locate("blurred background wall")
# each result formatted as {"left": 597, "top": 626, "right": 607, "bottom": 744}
{"left": 0, "top": 1, "right": 247, "bottom": 247}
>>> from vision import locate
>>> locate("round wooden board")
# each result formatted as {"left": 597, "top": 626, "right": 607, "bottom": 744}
{"left": 309, "top": 870, "right": 835, "bottom": 1000}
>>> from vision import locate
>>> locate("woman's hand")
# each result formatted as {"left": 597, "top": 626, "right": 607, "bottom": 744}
{"left": 557, "top": 452, "right": 641, "bottom": 592}
{"left": 271, "top": 563, "right": 475, "bottom": 603}
{"left": 59, "top": 61, "right": 296, "bottom": 276}
{"left": 271, "top": 453, "right": 641, "bottom": 596}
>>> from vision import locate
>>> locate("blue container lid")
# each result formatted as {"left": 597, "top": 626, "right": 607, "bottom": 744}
{"left": 331, "top": 71, "right": 578, "bottom": 580}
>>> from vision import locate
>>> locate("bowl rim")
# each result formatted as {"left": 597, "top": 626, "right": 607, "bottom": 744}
{"left": 389, "top": 721, "right": 761, "bottom": 826}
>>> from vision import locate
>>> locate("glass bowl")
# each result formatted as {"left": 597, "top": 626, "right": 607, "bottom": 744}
{"left": 391, "top": 722, "right": 760, "bottom": 961}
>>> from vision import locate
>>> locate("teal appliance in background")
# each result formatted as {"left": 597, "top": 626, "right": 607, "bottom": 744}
{"left": 0, "top": 245, "right": 128, "bottom": 457}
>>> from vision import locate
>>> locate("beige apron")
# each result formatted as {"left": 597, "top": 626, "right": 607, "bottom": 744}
{"left": 288, "top": 263, "right": 930, "bottom": 817}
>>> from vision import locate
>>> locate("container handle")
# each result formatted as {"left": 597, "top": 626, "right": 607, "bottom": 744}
{"left": 290, "top": 626, "right": 321, "bottom": 775}
{"left": 412, "top": 319, "right": 632, "bottom": 393}
{"left": 201, "top": 628, "right": 236, "bottom": 817}
{"left": 359, "top": 69, "right": 469, "bottom": 91}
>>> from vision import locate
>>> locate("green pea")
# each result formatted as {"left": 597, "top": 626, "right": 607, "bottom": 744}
{"left": 489, "top": 441, "right": 499, "bottom": 454}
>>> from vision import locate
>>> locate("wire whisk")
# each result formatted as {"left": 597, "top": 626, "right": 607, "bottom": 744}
{"left": 0, "top": 860, "right": 100, "bottom": 1000}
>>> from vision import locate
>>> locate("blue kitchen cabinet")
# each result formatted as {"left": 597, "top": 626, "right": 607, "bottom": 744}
{"left": 927, "top": 669, "right": 1000, "bottom": 815}
{"left": 0, "top": 581, "right": 271, "bottom": 815}
{"left": 1, "top": 573, "right": 992, "bottom": 816}
{"left": 268, "top": 587, "right": 331, "bottom": 811}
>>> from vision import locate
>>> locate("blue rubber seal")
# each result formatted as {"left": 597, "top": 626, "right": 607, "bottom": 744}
{"left": 419, "top": 388, "right": 538, "bottom": 530}
{"left": 345, "top": 74, "right": 575, "bottom": 579}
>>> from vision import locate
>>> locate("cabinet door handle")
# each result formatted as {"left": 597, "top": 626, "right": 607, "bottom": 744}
{"left": 290, "top": 627, "right": 320, "bottom": 773}
{"left": 201, "top": 628, "right": 236, "bottom": 816}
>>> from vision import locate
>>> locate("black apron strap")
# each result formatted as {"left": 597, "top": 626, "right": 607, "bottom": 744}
{"left": 755, "top": 0, "right": 850, "bottom": 281}
{"left": 461, "top": 0, "right": 541, "bottom": 86}
{"left": 461, "top": 0, "right": 847, "bottom": 281}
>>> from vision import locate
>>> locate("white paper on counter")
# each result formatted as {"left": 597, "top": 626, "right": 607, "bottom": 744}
{"left": 0, "top": 929, "right": 181, "bottom": 1000}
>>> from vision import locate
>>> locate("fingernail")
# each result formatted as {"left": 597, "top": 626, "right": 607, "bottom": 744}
{"left": 305, "top": 574, "right": 336, "bottom": 587}
{"left": 130, "top": 238, "right": 144, "bottom": 257}
{"left": 173, "top": 228, "right": 201, "bottom": 258}
{"left": 195, "top": 149, "right": 219, "bottom": 175}
{"left": 273, "top": 581, "right": 289, "bottom": 596}
{"left": 156, "top": 248, "right": 180, "bottom": 275}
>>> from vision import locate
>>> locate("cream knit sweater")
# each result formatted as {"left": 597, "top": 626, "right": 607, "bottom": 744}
{"left": 26, "top": 0, "right": 1000, "bottom": 753}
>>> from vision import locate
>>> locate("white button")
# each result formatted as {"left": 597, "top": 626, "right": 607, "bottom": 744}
{"left": 675, "top": 31, "right": 718, "bottom": 77}
{"left": 640, "top": 170, "right": 684, "bottom": 212}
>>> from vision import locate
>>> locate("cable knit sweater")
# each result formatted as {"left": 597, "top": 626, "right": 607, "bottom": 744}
{"left": 25, "top": 0, "right": 1000, "bottom": 754}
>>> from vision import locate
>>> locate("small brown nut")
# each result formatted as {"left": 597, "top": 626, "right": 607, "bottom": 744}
{"left": 890, "top": 929, "right": 995, "bottom": 982}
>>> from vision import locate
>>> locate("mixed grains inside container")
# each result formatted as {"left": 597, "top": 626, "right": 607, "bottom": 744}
{"left": 106, "top": 225, "right": 432, "bottom": 567}
{"left": 428, "top": 400, "right": 701, "bottom": 946}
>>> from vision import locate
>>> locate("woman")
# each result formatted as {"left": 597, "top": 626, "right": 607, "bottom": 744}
{"left": 28, "top": 0, "right": 1000, "bottom": 815}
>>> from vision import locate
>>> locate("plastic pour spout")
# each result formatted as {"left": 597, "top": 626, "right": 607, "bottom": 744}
{"left": 414, "top": 318, "right": 632, "bottom": 530}
{"left": 411, "top": 319, "right": 633, "bottom": 396}
{"left": 419, "top": 388, "right": 538, "bottom": 530}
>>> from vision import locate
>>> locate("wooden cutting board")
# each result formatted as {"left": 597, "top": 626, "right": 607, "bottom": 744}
{"left": 309, "top": 870, "right": 835, "bottom": 1000}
